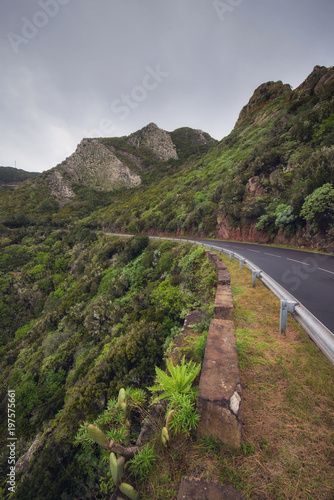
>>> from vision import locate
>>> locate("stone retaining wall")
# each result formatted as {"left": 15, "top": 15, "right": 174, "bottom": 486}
{"left": 196, "top": 250, "right": 242, "bottom": 449}
{"left": 177, "top": 477, "right": 246, "bottom": 499}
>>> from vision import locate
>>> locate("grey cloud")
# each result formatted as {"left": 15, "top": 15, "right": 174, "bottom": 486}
{"left": 0, "top": 0, "right": 333, "bottom": 172}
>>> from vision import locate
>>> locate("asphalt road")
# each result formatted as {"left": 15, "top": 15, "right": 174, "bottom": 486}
{"left": 190, "top": 239, "right": 334, "bottom": 335}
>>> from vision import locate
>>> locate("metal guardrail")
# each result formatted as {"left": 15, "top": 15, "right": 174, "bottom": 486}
{"left": 107, "top": 233, "right": 334, "bottom": 365}
{"left": 192, "top": 241, "right": 334, "bottom": 366}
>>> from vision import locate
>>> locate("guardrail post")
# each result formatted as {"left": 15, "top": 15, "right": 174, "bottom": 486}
{"left": 280, "top": 301, "right": 297, "bottom": 335}
{"left": 229, "top": 252, "right": 233, "bottom": 262}
{"left": 252, "top": 270, "right": 261, "bottom": 288}
{"left": 239, "top": 259, "right": 245, "bottom": 270}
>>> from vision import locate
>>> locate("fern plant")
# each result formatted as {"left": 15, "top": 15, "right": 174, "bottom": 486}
{"left": 148, "top": 356, "right": 201, "bottom": 401}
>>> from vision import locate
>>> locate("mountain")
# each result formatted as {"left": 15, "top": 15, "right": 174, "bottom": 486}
{"left": 0, "top": 123, "right": 217, "bottom": 221}
{"left": 126, "top": 122, "right": 179, "bottom": 160}
{"left": 0, "top": 166, "right": 39, "bottom": 186}
{"left": 47, "top": 138, "right": 142, "bottom": 204}
{"left": 0, "top": 64, "right": 333, "bottom": 499}
{"left": 85, "top": 65, "right": 334, "bottom": 250}
{"left": 0, "top": 65, "right": 333, "bottom": 248}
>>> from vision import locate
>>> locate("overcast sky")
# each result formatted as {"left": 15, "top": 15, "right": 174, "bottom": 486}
{"left": 0, "top": 0, "right": 333, "bottom": 173}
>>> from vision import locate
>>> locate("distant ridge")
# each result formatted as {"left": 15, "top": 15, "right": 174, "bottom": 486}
{"left": 1, "top": 65, "right": 333, "bottom": 252}
{"left": 0, "top": 166, "right": 39, "bottom": 185}
{"left": 46, "top": 124, "right": 216, "bottom": 204}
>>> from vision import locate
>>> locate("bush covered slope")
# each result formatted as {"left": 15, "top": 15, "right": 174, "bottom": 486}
{"left": 0, "top": 64, "right": 333, "bottom": 499}
{"left": 1, "top": 66, "right": 333, "bottom": 249}
{"left": 0, "top": 229, "right": 216, "bottom": 498}
{"left": 0, "top": 166, "right": 39, "bottom": 185}
{"left": 87, "top": 65, "right": 334, "bottom": 249}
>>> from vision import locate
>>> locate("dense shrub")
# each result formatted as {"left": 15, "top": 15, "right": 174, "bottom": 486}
{"left": 0, "top": 231, "right": 216, "bottom": 499}
{"left": 300, "top": 183, "right": 334, "bottom": 232}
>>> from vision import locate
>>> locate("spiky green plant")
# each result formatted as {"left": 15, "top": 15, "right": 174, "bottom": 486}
{"left": 109, "top": 452, "right": 120, "bottom": 485}
{"left": 166, "top": 393, "right": 200, "bottom": 436}
{"left": 118, "top": 387, "right": 126, "bottom": 403}
{"left": 128, "top": 443, "right": 157, "bottom": 481}
{"left": 148, "top": 356, "right": 201, "bottom": 401}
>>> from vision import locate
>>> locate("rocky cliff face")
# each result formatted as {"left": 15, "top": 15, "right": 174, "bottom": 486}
{"left": 47, "top": 123, "right": 216, "bottom": 204}
{"left": 294, "top": 65, "right": 334, "bottom": 97}
{"left": 126, "top": 122, "right": 179, "bottom": 161}
{"left": 47, "top": 138, "right": 141, "bottom": 204}
{"left": 216, "top": 216, "right": 334, "bottom": 251}
{"left": 236, "top": 81, "right": 291, "bottom": 127}
{"left": 48, "top": 169, "right": 76, "bottom": 206}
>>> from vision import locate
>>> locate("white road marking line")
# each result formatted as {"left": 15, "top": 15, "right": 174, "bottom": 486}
{"left": 287, "top": 258, "right": 310, "bottom": 266}
{"left": 248, "top": 249, "right": 260, "bottom": 253}
{"left": 318, "top": 267, "right": 334, "bottom": 275}
{"left": 264, "top": 252, "right": 281, "bottom": 258}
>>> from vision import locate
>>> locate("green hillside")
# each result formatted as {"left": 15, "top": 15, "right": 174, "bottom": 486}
{"left": 0, "top": 64, "right": 333, "bottom": 498}
{"left": 86, "top": 66, "right": 334, "bottom": 249}
{"left": 0, "top": 230, "right": 215, "bottom": 498}
{"left": 0, "top": 166, "right": 39, "bottom": 185}
{"left": 2, "top": 66, "right": 332, "bottom": 249}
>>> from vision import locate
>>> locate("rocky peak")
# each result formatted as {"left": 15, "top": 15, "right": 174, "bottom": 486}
{"left": 314, "top": 66, "right": 334, "bottom": 94}
{"left": 172, "top": 127, "right": 215, "bottom": 145}
{"left": 192, "top": 128, "right": 215, "bottom": 144}
{"left": 294, "top": 65, "right": 334, "bottom": 97}
{"left": 48, "top": 138, "right": 141, "bottom": 204}
{"left": 236, "top": 81, "right": 292, "bottom": 127}
{"left": 126, "top": 123, "right": 178, "bottom": 161}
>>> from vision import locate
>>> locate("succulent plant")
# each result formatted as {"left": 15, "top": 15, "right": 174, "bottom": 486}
{"left": 86, "top": 424, "right": 109, "bottom": 448}
{"left": 161, "top": 426, "right": 169, "bottom": 447}
{"left": 110, "top": 452, "right": 120, "bottom": 485}
{"left": 119, "top": 482, "right": 139, "bottom": 500}
{"left": 81, "top": 388, "right": 143, "bottom": 495}
{"left": 118, "top": 387, "right": 126, "bottom": 403}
